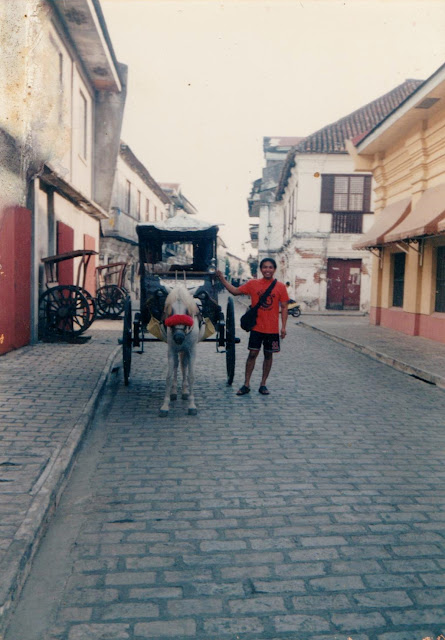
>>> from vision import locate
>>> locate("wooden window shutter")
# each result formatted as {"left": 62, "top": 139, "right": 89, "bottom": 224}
{"left": 363, "top": 175, "right": 372, "bottom": 212}
{"left": 320, "top": 174, "right": 335, "bottom": 212}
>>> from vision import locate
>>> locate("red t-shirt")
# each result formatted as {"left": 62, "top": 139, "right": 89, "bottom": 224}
{"left": 238, "top": 278, "right": 289, "bottom": 334}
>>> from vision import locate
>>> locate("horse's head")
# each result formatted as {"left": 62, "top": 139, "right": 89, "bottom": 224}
{"left": 164, "top": 286, "right": 198, "bottom": 345}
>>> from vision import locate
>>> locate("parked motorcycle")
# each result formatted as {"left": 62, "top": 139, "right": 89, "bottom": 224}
{"left": 288, "top": 300, "right": 301, "bottom": 318}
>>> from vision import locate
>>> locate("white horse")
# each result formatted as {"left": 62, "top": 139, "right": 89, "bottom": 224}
{"left": 159, "top": 285, "right": 206, "bottom": 417}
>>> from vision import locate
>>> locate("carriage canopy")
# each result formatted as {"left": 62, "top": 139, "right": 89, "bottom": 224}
{"left": 137, "top": 212, "right": 219, "bottom": 273}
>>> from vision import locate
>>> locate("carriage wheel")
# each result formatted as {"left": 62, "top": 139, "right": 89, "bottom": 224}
{"left": 122, "top": 296, "right": 133, "bottom": 385}
{"left": 97, "top": 285, "right": 126, "bottom": 318}
{"left": 38, "top": 285, "right": 91, "bottom": 339}
{"left": 225, "top": 297, "right": 236, "bottom": 385}
{"left": 79, "top": 287, "right": 97, "bottom": 327}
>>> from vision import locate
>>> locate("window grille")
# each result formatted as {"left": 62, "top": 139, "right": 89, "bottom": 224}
{"left": 332, "top": 212, "right": 363, "bottom": 233}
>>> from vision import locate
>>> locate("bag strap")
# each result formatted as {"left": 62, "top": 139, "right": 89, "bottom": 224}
{"left": 252, "top": 279, "right": 277, "bottom": 311}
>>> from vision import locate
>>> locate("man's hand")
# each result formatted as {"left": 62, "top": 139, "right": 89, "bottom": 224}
{"left": 280, "top": 327, "right": 287, "bottom": 339}
{"left": 215, "top": 269, "right": 224, "bottom": 282}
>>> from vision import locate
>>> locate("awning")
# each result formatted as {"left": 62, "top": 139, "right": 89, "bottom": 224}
{"left": 384, "top": 183, "right": 445, "bottom": 244}
{"left": 353, "top": 197, "right": 411, "bottom": 249}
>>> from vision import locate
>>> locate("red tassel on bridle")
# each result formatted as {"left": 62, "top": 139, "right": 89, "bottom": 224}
{"left": 164, "top": 314, "right": 194, "bottom": 327}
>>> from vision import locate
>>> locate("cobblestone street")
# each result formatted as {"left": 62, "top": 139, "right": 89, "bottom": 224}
{"left": 5, "top": 312, "right": 445, "bottom": 640}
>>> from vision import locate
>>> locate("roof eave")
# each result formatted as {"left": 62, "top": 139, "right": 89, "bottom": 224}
{"left": 356, "top": 67, "right": 445, "bottom": 155}
{"left": 51, "top": 0, "right": 122, "bottom": 92}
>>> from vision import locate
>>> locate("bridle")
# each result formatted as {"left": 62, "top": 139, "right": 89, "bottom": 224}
{"left": 164, "top": 313, "right": 195, "bottom": 337}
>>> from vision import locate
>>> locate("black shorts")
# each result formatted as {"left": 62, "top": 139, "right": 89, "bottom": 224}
{"left": 248, "top": 331, "right": 280, "bottom": 353}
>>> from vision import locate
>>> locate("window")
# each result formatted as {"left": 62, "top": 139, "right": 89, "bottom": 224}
{"left": 125, "top": 180, "right": 131, "bottom": 214}
{"left": 137, "top": 190, "right": 141, "bottom": 219}
{"left": 154, "top": 206, "right": 157, "bottom": 221}
{"left": 321, "top": 174, "right": 372, "bottom": 213}
{"left": 146, "top": 198, "right": 150, "bottom": 221}
{"left": 435, "top": 246, "right": 445, "bottom": 312}
{"left": 79, "top": 91, "right": 88, "bottom": 159}
{"left": 392, "top": 252, "right": 406, "bottom": 307}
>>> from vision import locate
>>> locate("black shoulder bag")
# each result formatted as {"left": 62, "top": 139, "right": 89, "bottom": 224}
{"left": 240, "top": 279, "right": 277, "bottom": 332}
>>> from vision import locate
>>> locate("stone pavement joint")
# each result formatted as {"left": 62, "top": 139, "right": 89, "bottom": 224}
{"left": 3, "top": 304, "right": 445, "bottom": 639}
{"left": 0, "top": 324, "right": 121, "bottom": 636}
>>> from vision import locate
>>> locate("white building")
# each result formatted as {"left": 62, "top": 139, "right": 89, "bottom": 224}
{"left": 249, "top": 81, "right": 423, "bottom": 311}
{"left": 100, "top": 142, "right": 171, "bottom": 297}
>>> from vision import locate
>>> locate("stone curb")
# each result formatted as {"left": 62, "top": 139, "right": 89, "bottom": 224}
{"left": 298, "top": 321, "right": 445, "bottom": 390}
{"left": 0, "top": 344, "right": 121, "bottom": 638}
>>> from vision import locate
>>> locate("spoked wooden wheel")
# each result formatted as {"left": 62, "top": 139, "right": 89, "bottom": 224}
{"left": 97, "top": 285, "right": 126, "bottom": 318}
{"left": 38, "top": 285, "right": 91, "bottom": 339}
{"left": 79, "top": 287, "right": 97, "bottom": 327}
{"left": 225, "top": 297, "right": 236, "bottom": 385}
{"left": 122, "top": 296, "right": 133, "bottom": 386}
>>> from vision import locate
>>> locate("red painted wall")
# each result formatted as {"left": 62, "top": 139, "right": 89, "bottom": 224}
{"left": 0, "top": 207, "right": 32, "bottom": 354}
{"left": 369, "top": 306, "right": 381, "bottom": 326}
{"left": 380, "top": 308, "right": 417, "bottom": 335}
{"left": 83, "top": 234, "right": 96, "bottom": 295}
{"left": 57, "top": 221, "right": 74, "bottom": 285}
{"left": 417, "top": 313, "right": 445, "bottom": 343}
{"left": 371, "top": 306, "right": 445, "bottom": 343}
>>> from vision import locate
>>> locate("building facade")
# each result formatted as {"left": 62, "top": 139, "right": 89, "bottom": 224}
{"left": 100, "top": 142, "right": 171, "bottom": 298}
{"left": 0, "top": 0, "right": 126, "bottom": 352}
{"left": 348, "top": 63, "right": 445, "bottom": 342}
{"left": 249, "top": 81, "right": 422, "bottom": 311}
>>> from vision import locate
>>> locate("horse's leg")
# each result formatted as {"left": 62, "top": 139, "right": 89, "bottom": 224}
{"left": 171, "top": 352, "right": 179, "bottom": 401}
{"left": 180, "top": 352, "right": 189, "bottom": 400}
{"left": 160, "top": 349, "right": 178, "bottom": 417}
{"left": 186, "top": 348, "right": 197, "bottom": 415}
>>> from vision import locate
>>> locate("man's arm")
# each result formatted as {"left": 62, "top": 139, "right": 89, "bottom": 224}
{"left": 280, "top": 302, "right": 288, "bottom": 339}
{"left": 215, "top": 270, "right": 243, "bottom": 296}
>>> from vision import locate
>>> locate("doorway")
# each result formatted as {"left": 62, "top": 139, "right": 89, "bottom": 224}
{"left": 326, "top": 258, "right": 361, "bottom": 310}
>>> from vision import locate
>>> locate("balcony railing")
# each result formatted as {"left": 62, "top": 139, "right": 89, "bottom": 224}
{"left": 101, "top": 207, "right": 139, "bottom": 243}
{"left": 331, "top": 212, "right": 363, "bottom": 234}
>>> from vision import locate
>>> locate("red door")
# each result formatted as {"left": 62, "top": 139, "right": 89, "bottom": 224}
{"left": 326, "top": 259, "right": 361, "bottom": 310}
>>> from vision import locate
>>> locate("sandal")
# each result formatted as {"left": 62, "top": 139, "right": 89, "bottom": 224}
{"left": 258, "top": 386, "right": 270, "bottom": 395}
{"left": 236, "top": 385, "right": 250, "bottom": 396}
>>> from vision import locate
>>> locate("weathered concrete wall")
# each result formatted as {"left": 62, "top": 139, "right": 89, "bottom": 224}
{"left": 94, "top": 63, "right": 128, "bottom": 211}
{"left": 275, "top": 153, "right": 374, "bottom": 310}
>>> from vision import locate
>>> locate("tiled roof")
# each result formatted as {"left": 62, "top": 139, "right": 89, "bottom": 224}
{"left": 276, "top": 78, "right": 423, "bottom": 199}
{"left": 296, "top": 79, "right": 423, "bottom": 154}
{"left": 264, "top": 136, "right": 305, "bottom": 152}
{"left": 119, "top": 143, "right": 171, "bottom": 205}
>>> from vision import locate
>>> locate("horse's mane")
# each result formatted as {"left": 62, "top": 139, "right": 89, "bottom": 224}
{"left": 164, "top": 285, "right": 199, "bottom": 317}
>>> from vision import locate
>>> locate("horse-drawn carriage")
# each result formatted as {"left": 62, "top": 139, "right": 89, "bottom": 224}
{"left": 122, "top": 213, "right": 239, "bottom": 414}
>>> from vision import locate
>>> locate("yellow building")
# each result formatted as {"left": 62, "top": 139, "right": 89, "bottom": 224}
{"left": 346, "top": 64, "right": 445, "bottom": 343}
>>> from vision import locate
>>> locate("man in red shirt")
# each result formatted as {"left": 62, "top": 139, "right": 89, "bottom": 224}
{"left": 216, "top": 258, "right": 289, "bottom": 395}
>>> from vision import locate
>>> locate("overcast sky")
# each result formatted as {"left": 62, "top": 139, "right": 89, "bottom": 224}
{"left": 101, "top": 0, "right": 445, "bottom": 257}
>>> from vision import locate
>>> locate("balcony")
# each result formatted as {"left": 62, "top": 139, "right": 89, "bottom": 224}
{"left": 249, "top": 224, "right": 259, "bottom": 248}
{"left": 101, "top": 207, "right": 139, "bottom": 244}
{"left": 331, "top": 212, "right": 363, "bottom": 234}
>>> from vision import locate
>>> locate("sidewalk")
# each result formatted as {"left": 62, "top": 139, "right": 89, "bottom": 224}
{"left": 298, "top": 314, "right": 445, "bottom": 389}
{"left": 0, "top": 321, "right": 121, "bottom": 636}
